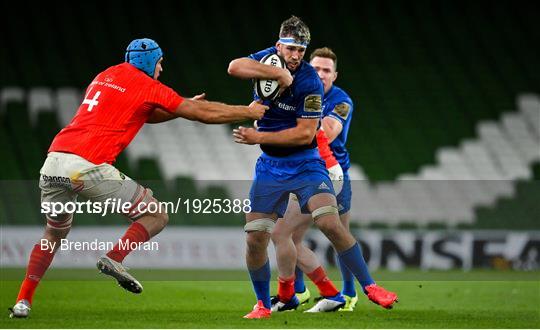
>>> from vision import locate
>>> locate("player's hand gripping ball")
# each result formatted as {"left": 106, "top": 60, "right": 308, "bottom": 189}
{"left": 254, "top": 54, "right": 286, "bottom": 100}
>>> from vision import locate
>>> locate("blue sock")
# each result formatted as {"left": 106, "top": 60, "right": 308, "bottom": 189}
{"left": 336, "top": 251, "right": 357, "bottom": 297}
{"left": 294, "top": 266, "right": 306, "bottom": 293}
{"left": 338, "top": 243, "right": 375, "bottom": 293}
{"left": 248, "top": 260, "right": 271, "bottom": 308}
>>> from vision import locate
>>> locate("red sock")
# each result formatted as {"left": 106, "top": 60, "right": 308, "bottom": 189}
{"left": 306, "top": 266, "right": 339, "bottom": 298}
{"left": 106, "top": 221, "right": 150, "bottom": 263}
{"left": 277, "top": 275, "right": 296, "bottom": 302}
{"left": 16, "top": 244, "right": 56, "bottom": 304}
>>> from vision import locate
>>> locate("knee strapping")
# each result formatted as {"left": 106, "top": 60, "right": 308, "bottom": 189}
{"left": 312, "top": 205, "right": 338, "bottom": 221}
{"left": 244, "top": 218, "right": 275, "bottom": 233}
{"left": 46, "top": 213, "right": 73, "bottom": 230}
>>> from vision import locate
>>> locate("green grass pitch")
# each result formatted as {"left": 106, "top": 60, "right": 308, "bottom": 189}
{"left": 1, "top": 268, "right": 539, "bottom": 328}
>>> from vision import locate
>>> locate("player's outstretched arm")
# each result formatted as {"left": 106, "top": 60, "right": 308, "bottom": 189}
{"left": 317, "top": 128, "right": 344, "bottom": 193}
{"left": 228, "top": 58, "right": 293, "bottom": 88}
{"left": 175, "top": 98, "right": 268, "bottom": 124}
{"left": 316, "top": 129, "right": 339, "bottom": 168}
{"left": 233, "top": 118, "right": 318, "bottom": 146}
{"left": 146, "top": 93, "right": 208, "bottom": 124}
{"left": 146, "top": 108, "right": 178, "bottom": 124}
{"left": 321, "top": 117, "right": 344, "bottom": 142}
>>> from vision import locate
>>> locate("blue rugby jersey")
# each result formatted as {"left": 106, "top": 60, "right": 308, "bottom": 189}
{"left": 322, "top": 85, "right": 354, "bottom": 172}
{"left": 248, "top": 47, "right": 324, "bottom": 157}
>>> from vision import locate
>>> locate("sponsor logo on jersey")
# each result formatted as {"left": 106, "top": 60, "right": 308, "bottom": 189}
{"left": 304, "top": 94, "right": 322, "bottom": 112}
{"left": 333, "top": 102, "right": 351, "bottom": 119}
{"left": 275, "top": 101, "right": 296, "bottom": 112}
{"left": 41, "top": 175, "right": 72, "bottom": 188}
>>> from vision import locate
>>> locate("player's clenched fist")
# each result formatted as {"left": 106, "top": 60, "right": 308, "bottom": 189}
{"left": 277, "top": 67, "right": 293, "bottom": 89}
{"left": 247, "top": 102, "right": 269, "bottom": 120}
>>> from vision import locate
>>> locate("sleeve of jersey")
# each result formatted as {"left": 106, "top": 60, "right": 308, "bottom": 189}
{"left": 148, "top": 82, "right": 184, "bottom": 113}
{"left": 327, "top": 101, "right": 353, "bottom": 125}
{"left": 297, "top": 80, "right": 324, "bottom": 119}
{"left": 248, "top": 46, "right": 277, "bottom": 61}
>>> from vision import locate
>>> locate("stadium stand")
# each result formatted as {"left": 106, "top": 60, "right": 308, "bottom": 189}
{"left": 1, "top": 1, "right": 538, "bottom": 228}
{"left": 56, "top": 88, "right": 82, "bottom": 127}
{"left": 0, "top": 88, "right": 537, "bottom": 228}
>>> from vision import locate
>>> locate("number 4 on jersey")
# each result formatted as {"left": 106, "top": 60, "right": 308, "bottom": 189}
{"left": 82, "top": 89, "right": 101, "bottom": 111}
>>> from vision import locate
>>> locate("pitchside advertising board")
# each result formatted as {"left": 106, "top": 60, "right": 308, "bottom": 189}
{"left": 1, "top": 227, "right": 538, "bottom": 270}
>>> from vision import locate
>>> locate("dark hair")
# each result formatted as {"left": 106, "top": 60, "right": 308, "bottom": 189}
{"left": 310, "top": 47, "right": 338, "bottom": 70}
{"left": 279, "top": 16, "right": 311, "bottom": 46}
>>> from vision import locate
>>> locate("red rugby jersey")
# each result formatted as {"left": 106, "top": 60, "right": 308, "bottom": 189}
{"left": 49, "top": 63, "right": 183, "bottom": 164}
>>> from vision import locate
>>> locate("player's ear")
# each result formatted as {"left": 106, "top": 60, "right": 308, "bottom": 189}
{"left": 333, "top": 71, "right": 338, "bottom": 83}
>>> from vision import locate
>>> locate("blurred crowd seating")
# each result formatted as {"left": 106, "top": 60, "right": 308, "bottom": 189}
{"left": 1, "top": 88, "right": 538, "bottom": 228}
{"left": 2, "top": 1, "right": 539, "bottom": 228}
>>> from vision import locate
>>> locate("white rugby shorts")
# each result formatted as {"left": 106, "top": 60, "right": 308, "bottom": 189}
{"left": 39, "top": 152, "right": 153, "bottom": 228}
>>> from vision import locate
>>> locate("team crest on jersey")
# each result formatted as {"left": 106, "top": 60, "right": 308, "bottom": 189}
{"left": 333, "top": 103, "right": 351, "bottom": 119}
{"left": 304, "top": 94, "right": 322, "bottom": 112}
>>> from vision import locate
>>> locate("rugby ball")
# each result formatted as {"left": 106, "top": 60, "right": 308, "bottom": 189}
{"left": 254, "top": 53, "right": 286, "bottom": 100}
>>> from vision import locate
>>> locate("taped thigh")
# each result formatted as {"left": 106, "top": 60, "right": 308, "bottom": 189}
{"left": 46, "top": 212, "right": 74, "bottom": 230}
{"left": 244, "top": 218, "right": 275, "bottom": 233}
{"left": 312, "top": 205, "right": 338, "bottom": 221}
{"left": 125, "top": 185, "right": 154, "bottom": 220}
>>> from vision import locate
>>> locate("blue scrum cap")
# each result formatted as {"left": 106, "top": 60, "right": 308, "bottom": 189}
{"left": 125, "top": 38, "right": 163, "bottom": 77}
